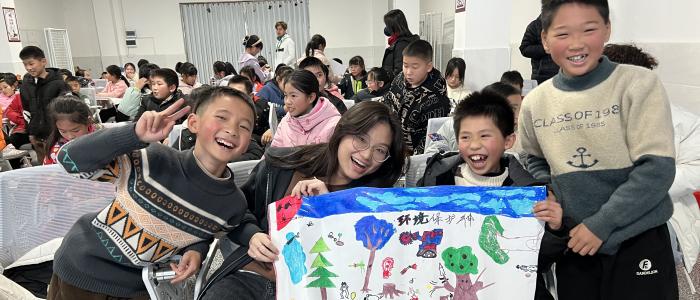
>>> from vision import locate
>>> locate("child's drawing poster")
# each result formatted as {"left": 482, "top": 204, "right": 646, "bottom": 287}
{"left": 269, "top": 186, "right": 546, "bottom": 300}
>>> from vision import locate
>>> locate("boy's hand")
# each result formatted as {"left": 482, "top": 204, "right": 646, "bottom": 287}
{"left": 568, "top": 224, "right": 603, "bottom": 256}
{"left": 248, "top": 233, "right": 279, "bottom": 263}
{"left": 533, "top": 190, "right": 562, "bottom": 230}
{"left": 261, "top": 129, "right": 273, "bottom": 145}
{"left": 135, "top": 98, "right": 190, "bottom": 143}
{"left": 169, "top": 250, "right": 202, "bottom": 284}
{"left": 134, "top": 77, "right": 148, "bottom": 90}
{"left": 291, "top": 178, "right": 329, "bottom": 197}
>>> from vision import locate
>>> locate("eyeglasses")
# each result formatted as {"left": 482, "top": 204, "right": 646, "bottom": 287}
{"left": 351, "top": 134, "right": 391, "bottom": 163}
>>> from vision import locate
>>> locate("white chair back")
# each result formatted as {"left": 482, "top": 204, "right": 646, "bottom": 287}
{"left": 227, "top": 160, "right": 260, "bottom": 187}
{"left": 80, "top": 87, "right": 97, "bottom": 106}
{"left": 404, "top": 153, "right": 433, "bottom": 187}
{"left": 522, "top": 79, "right": 539, "bottom": 96}
{"left": 93, "top": 79, "right": 108, "bottom": 92}
{"left": 425, "top": 117, "right": 451, "bottom": 153}
{"left": 168, "top": 124, "right": 185, "bottom": 147}
{"left": 343, "top": 99, "right": 355, "bottom": 110}
{"left": 101, "top": 121, "right": 131, "bottom": 129}
{"left": 0, "top": 164, "right": 115, "bottom": 267}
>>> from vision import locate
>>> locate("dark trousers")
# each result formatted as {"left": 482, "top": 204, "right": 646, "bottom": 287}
{"left": 556, "top": 224, "right": 678, "bottom": 300}
{"left": 200, "top": 271, "right": 275, "bottom": 300}
{"left": 99, "top": 107, "right": 131, "bottom": 123}
{"left": 47, "top": 274, "right": 149, "bottom": 300}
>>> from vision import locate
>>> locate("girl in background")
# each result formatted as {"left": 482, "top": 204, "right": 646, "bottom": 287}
{"left": 239, "top": 35, "right": 268, "bottom": 82}
{"left": 211, "top": 61, "right": 237, "bottom": 86}
{"left": 338, "top": 55, "right": 368, "bottom": 99}
{"left": 177, "top": 62, "right": 202, "bottom": 95}
{"left": 271, "top": 70, "right": 341, "bottom": 147}
{"left": 123, "top": 62, "right": 137, "bottom": 86}
{"left": 43, "top": 95, "right": 100, "bottom": 164}
{"left": 96, "top": 65, "right": 129, "bottom": 98}
{"left": 445, "top": 57, "right": 471, "bottom": 107}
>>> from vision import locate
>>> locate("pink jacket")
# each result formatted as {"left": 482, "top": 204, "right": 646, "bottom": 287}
{"left": 271, "top": 97, "right": 341, "bottom": 147}
{"left": 97, "top": 80, "right": 128, "bottom": 98}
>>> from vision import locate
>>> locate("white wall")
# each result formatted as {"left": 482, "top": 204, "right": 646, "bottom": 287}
{"left": 0, "top": 0, "right": 24, "bottom": 74}
{"left": 309, "top": 0, "right": 389, "bottom": 68}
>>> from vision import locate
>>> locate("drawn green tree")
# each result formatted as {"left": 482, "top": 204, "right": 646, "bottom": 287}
{"left": 306, "top": 237, "right": 338, "bottom": 300}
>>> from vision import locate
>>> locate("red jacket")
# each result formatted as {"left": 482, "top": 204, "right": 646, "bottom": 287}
{"left": 5, "top": 94, "right": 25, "bottom": 133}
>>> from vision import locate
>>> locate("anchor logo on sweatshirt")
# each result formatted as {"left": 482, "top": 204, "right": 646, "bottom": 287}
{"left": 567, "top": 147, "right": 599, "bottom": 169}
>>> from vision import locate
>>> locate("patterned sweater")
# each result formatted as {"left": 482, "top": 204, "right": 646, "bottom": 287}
{"left": 382, "top": 68, "right": 451, "bottom": 155}
{"left": 518, "top": 56, "right": 676, "bottom": 254}
{"left": 53, "top": 124, "right": 261, "bottom": 297}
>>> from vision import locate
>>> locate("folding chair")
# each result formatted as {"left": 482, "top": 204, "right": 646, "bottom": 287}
{"left": 343, "top": 99, "right": 355, "bottom": 110}
{"left": 268, "top": 102, "right": 281, "bottom": 136}
{"left": 227, "top": 160, "right": 260, "bottom": 187}
{"left": 424, "top": 117, "right": 451, "bottom": 153}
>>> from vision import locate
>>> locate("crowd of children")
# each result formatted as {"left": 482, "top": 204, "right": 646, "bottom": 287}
{"left": 0, "top": 1, "right": 697, "bottom": 299}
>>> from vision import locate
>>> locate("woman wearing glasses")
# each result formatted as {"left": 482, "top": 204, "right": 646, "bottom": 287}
{"left": 200, "top": 101, "right": 406, "bottom": 300}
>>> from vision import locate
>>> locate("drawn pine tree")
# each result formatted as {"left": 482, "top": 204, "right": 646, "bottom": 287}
{"left": 306, "top": 237, "right": 338, "bottom": 300}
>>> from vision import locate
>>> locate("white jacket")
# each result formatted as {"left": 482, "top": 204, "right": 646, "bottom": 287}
{"left": 275, "top": 34, "right": 296, "bottom": 67}
{"left": 667, "top": 104, "right": 700, "bottom": 273}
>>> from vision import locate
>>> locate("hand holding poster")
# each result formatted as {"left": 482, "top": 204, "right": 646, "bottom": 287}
{"left": 269, "top": 186, "right": 546, "bottom": 300}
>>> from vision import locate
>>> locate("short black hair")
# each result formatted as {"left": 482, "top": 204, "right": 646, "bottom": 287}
{"left": 227, "top": 75, "right": 254, "bottom": 95}
{"left": 150, "top": 68, "right": 179, "bottom": 88}
{"left": 178, "top": 62, "right": 198, "bottom": 76}
{"left": 541, "top": 0, "right": 610, "bottom": 31}
{"left": 65, "top": 75, "right": 79, "bottom": 83}
{"left": 500, "top": 70, "right": 524, "bottom": 90}
{"left": 453, "top": 91, "right": 515, "bottom": 137}
{"left": 137, "top": 59, "right": 150, "bottom": 68}
{"left": 603, "top": 44, "right": 658, "bottom": 70}
{"left": 482, "top": 82, "right": 521, "bottom": 100}
{"left": 139, "top": 63, "right": 160, "bottom": 79}
{"left": 195, "top": 86, "right": 256, "bottom": 124}
{"left": 59, "top": 69, "right": 73, "bottom": 77}
{"left": 239, "top": 66, "right": 260, "bottom": 83}
{"left": 298, "top": 56, "right": 330, "bottom": 83}
{"left": 188, "top": 85, "right": 216, "bottom": 113}
{"left": 19, "top": 46, "right": 46, "bottom": 60}
{"left": 403, "top": 39, "right": 433, "bottom": 62}
{"left": 445, "top": 57, "right": 466, "bottom": 82}
{"left": 367, "top": 67, "right": 390, "bottom": 84}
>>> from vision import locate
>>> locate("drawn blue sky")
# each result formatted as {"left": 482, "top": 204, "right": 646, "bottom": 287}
{"left": 295, "top": 186, "right": 546, "bottom": 219}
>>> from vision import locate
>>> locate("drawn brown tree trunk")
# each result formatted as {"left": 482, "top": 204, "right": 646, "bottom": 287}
{"left": 362, "top": 248, "right": 376, "bottom": 292}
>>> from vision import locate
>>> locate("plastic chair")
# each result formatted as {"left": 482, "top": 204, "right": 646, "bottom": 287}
{"left": 404, "top": 153, "right": 433, "bottom": 187}
{"left": 168, "top": 124, "right": 186, "bottom": 147}
{"left": 343, "top": 99, "right": 355, "bottom": 110}
{"left": 227, "top": 160, "right": 260, "bottom": 187}
{"left": 424, "top": 117, "right": 451, "bottom": 153}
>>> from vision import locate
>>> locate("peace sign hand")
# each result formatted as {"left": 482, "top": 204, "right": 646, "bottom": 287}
{"left": 135, "top": 98, "right": 191, "bottom": 143}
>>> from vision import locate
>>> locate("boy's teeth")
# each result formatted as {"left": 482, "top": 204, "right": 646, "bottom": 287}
{"left": 568, "top": 54, "right": 586, "bottom": 62}
{"left": 216, "top": 138, "right": 233, "bottom": 148}
{"left": 469, "top": 155, "right": 486, "bottom": 161}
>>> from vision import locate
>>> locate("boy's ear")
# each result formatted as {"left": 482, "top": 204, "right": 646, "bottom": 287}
{"left": 504, "top": 133, "right": 516, "bottom": 150}
{"left": 168, "top": 84, "right": 177, "bottom": 93}
{"left": 427, "top": 61, "right": 433, "bottom": 70}
{"left": 541, "top": 31, "right": 550, "bottom": 53}
{"left": 187, "top": 113, "right": 199, "bottom": 134}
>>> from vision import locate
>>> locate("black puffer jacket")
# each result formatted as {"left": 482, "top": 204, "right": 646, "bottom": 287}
{"left": 134, "top": 89, "right": 188, "bottom": 123}
{"left": 19, "top": 68, "right": 69, "bottom": 139}
{"left": 519, "top": 18, "right": 560, "bottom": 84}
{"left": 381, "top": 34, "right": 420, "bottom": 76}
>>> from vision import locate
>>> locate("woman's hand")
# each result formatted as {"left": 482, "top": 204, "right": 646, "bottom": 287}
{"left": 291, "top": 178, "right": 329, "bottom": 197}
{"left": 248, "top": 233, "right": 279, "bottom": 263}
